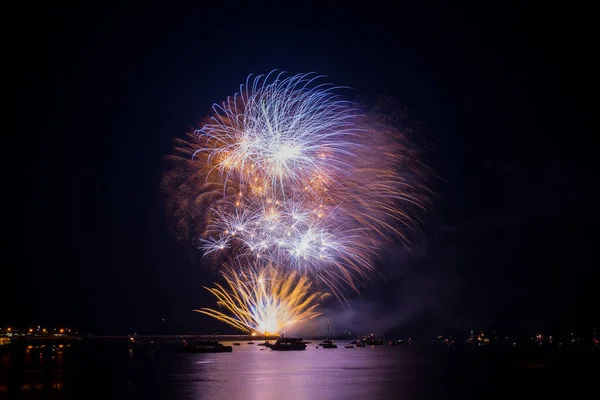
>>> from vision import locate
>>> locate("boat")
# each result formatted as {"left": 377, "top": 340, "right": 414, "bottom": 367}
{"left": 363, "top": 336, "right": 383, "bottom": 345}
{"left": 320, "top": 339, "right": 337, "bottom": 348}
{"left": 389, "top": 339, "right": 404, "bottom": 346}
{"left": 319, "top": 322, "right": 337, "bottom": 348}
{"left": 247, "top": 342, "right": 255, "bottom": 345}
{"left": 267, "top": 337, "right": 307, "bottom": 351}
{"left": 232, "top": 342, "right": 241, "bottom": 346}
{"left": 173, "top": 340, "right": 232, "bottom": 353}
{"left": 344, "top": 344, "right": 354, "bottom": 348}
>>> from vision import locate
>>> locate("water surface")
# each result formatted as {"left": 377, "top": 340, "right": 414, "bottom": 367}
{"left": 2, "top": 341, "right": 597, "bottom": 399}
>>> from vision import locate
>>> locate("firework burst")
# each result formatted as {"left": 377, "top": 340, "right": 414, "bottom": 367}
{"left": 189, "top": 72, "right": 427, "bottom": 289}
{"left": 194, "top": 264, "right": 329, "bottom": 335}
{"left": 162, "top": 71, "right": 430, "bottom": 332}
{"left": 195, "top": 71, "right": 361, "bottom": 191}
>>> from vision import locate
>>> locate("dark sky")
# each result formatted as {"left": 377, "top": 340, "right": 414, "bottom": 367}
{"left": 10, "top": 2, "right": 595, "bottom": 336}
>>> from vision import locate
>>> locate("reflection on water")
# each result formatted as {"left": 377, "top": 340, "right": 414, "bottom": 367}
{"left": 1, "top": 344, "right": 65, "bottom": 399}
{"left": 1, "top": 341, "right": 598, "bottom": 399}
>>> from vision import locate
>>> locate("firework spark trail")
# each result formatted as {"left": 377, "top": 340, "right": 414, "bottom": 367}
{"left": 194, "top": 264, "right": 329, "bottom": 334}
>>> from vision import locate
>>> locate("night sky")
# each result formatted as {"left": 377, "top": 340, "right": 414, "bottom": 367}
{"left": 11, "top": 3, "right": 595, "bottom": 336}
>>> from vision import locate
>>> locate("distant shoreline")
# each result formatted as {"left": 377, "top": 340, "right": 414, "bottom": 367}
{"left": 5, "top": 334, "right": 279, "bottom": 343}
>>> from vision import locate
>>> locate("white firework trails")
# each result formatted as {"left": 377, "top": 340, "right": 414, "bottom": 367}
{"left": 193, "top": 71, "right": 425, "bottom": 295}
{"left": 200, "top": 190, "right": 376, "bottom": 292}
{"left": 195, "top": 71, "right": 362, "bottom": 192}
